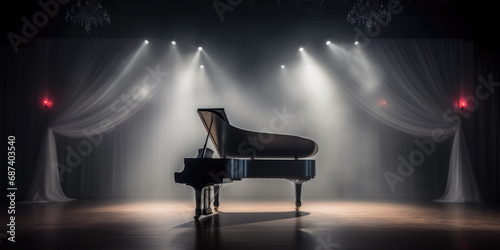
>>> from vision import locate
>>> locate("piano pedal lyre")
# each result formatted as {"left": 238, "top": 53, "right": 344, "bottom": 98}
{"left": 202, "top": 186, "right": 213, "bottom": 215}
{"left": 193, "top": 185, "right": 221, "bottom": 220}
{"left": 194, "top": 186, "right": 214, "bottom": 220}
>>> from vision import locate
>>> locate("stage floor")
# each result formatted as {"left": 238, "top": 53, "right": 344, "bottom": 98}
{"left": 2, "top": 199, "right": 500, "bottom": 249}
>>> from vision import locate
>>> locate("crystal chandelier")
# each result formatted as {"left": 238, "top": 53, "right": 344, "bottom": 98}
{"left": 347, "top": 0, "right": 391, "bottom": 31}
{"left": 65, "top": 0, "right": 111, "bottom": 34}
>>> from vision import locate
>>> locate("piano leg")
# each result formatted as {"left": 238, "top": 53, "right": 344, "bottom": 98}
{"left": 194, "top": 188, "right": 202, "bottom": 220}
{"left": 291, "top": 180, "right": 306, "bottom": 211}
{"left": 214, "top": 185, "right": 220, "bottom": 211}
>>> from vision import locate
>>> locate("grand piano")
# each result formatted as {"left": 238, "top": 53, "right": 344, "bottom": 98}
{"left": 174, "top": 108, "right": 318, "bottom": 220}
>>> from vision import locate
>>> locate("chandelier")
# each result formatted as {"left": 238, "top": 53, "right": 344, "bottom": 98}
{"left": 347, "top": 0, "right": 391, "bottom": 31}
{"left": 65, "top": 0, "right": 111, "bottom": 34}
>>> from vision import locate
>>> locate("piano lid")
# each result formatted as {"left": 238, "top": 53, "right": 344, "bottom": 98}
{"left": 198, "top": 108, "right": 229, "bottom": 124}
{"left": 197, "top": 108, "right": 319, "bottom": 159}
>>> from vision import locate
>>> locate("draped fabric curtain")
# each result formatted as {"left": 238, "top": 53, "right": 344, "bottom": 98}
{"left": 473, "top": 50, "right": 500, "bottom": 199}
{"left": 324, "top": 39, "right": 481, "bottom": 203}
{"left": 24, "top": 39, "right": 161, "bottom": 203}
{"left": 22, "top": 38, "right": 482, "bottom": 203}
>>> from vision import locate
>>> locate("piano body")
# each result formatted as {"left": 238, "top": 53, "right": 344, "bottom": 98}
{"left": 174, "top": 108, "right": 319, "bottom": 220}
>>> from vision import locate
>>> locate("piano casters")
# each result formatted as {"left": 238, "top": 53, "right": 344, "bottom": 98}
{"left": 291, "top": 179, "right": 307, "bottom": 211}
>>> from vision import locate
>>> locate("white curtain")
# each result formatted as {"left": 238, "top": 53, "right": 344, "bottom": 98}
{"left": 326, "top": 39, "right": 481, "bottom": 203}
{"left": 23, "top": 38, "right": 481, "bottom": 203}
{"left": 434, "top": 128, "right": 480, "bottom": 203}
{"left": 25, "top": 39, "right": 162, "bottom": 203}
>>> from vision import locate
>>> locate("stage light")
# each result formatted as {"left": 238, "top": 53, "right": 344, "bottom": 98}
{"left": 326, "top": 41, "right": 331, "bottom": 45}
{"left": 455, "top": 98, "right": 467, "bottom": 109}
{"left": 299, "top": 47, "right": 304, "bottom": 52}
{"left": 281, "top": 65, "right": 285, "bottom": 69}
{"left": 43, "top": 99, "right": 52, "bottom": 109}
{"left": 171, "top": 41, "right": 176, "bottom": 45}
{"left": 200, "top": 65, "right": 204, "bottom": 69}
{"left": 354, "top": 41, "right": 359, "bottom": 45}
{"left": 198, "top": 47, "right": 203, "bottom": 51}
{"left": 377, "top": 99, "right": 387, "bottom": 107}
{"left": 144, "top": 40, "right": 149, "bottom": 44}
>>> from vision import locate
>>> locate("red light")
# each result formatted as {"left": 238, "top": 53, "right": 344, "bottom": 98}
{"left": 455, "top": 98, "right": 467, "bottom": 109}
{"left": 377, "top": 99, "right": 387, "bottom": 107}
{"left": 43, "top": 99, "right": 52, "bottom": 109}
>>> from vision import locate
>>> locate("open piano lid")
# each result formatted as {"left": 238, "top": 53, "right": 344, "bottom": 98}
{"left": 197, "top": 108, "right": 319, "bottom": 159}
{"left": 198, "top": 108, "right": 229, "bottom": 125}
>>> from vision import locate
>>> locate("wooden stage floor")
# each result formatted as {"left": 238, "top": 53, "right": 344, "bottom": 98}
{"left": 2, "top": 199, "right": 500, "bottom": 249}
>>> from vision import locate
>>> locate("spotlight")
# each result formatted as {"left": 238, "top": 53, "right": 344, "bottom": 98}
{"left": 354, "top": 41, "right": 359, "bottom": 45}
{"left": 299, "top": 47, "right": 304, "bottom": 52}
{"left": 326, "top": 41, "right": 331, "bottom": 45}
{"left": 171, "top": 41, "right": 176, "bottom": 45}
{"left": 144, "top": 40, "right": 149, "bottom": 44}
{"left": 198, "top": 47, "right": 203, "bottom": 51}
{"left": 200, "top": 65, "right": 204, "bottom": 69}
{"left": 281, "top": 65, "right": 285, "bottom": 69}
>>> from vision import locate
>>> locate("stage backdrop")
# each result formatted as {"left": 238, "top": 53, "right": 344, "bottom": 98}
{"left": 2, "top": 36, "right": 498, "bottom": 203}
